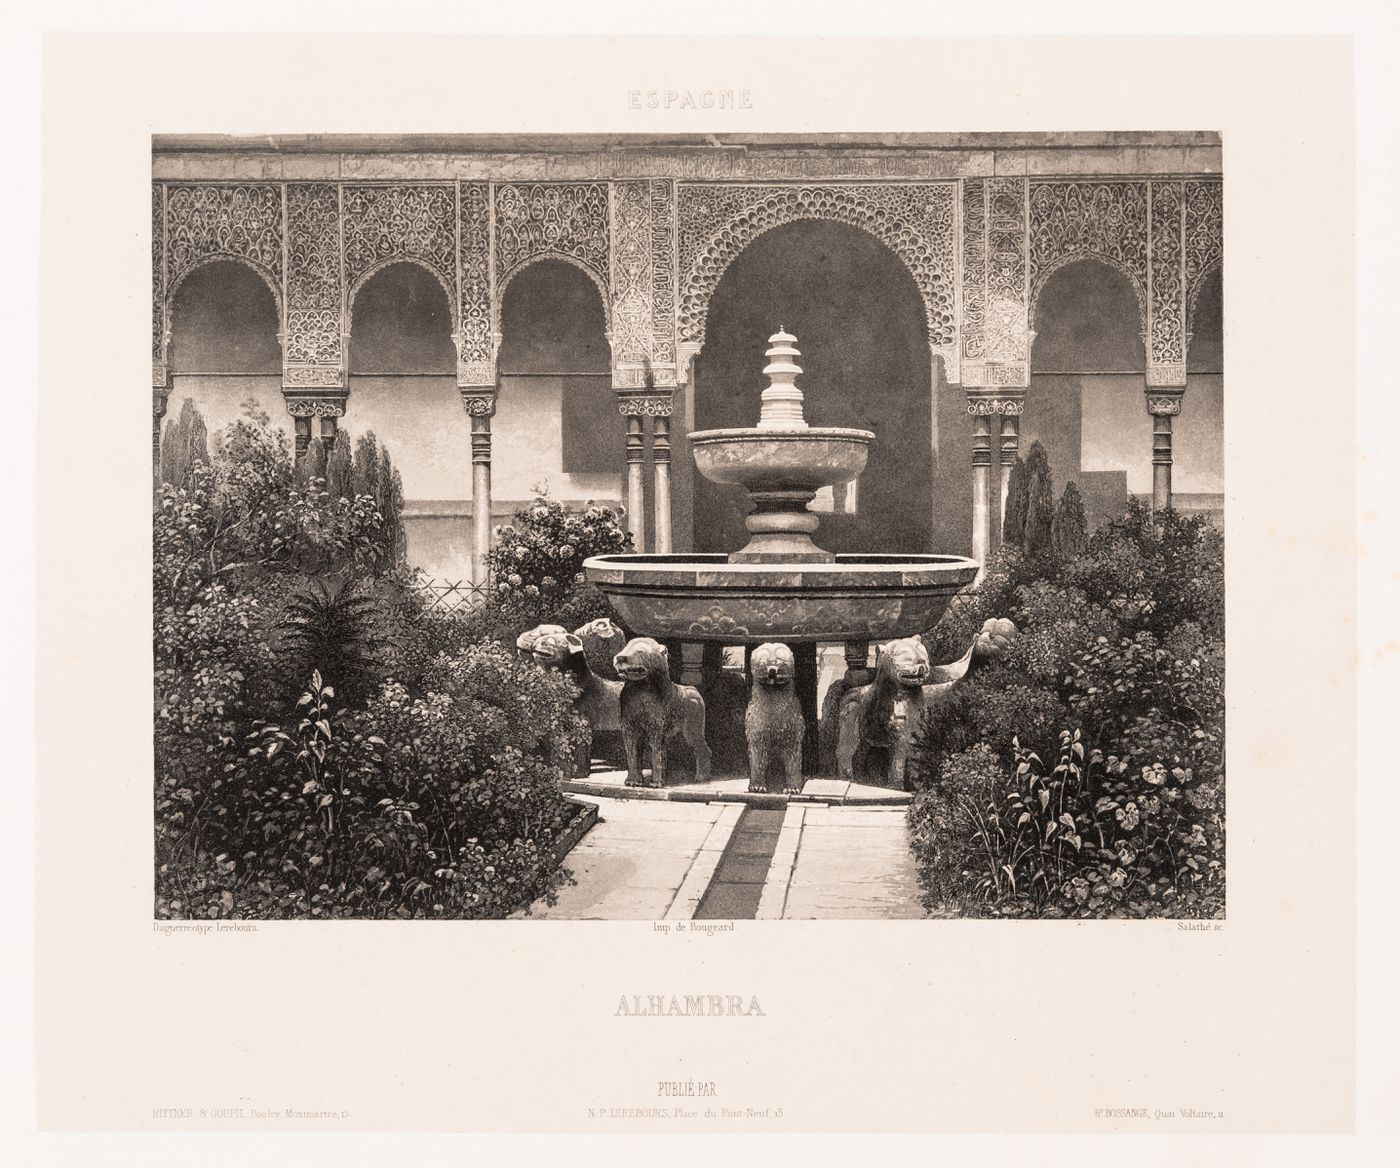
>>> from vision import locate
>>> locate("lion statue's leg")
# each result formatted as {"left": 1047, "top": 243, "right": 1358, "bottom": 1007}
{"left": 746, "top": 738, "right": 769, "bottom": 793}
{"left": 781, "top": 739, "right": 803, "bottom": 794}
{"left": 889, "top": 735, "right": 911, "bottom": 791}
{"left": 684, "top": 692, "right": 711, "bottom": 784}
{"left": 622, "top": 727, "right": 646, "bottom": 787}
{"left": 646, "top": 726, "right": 667, "bottom": 788}
{"left": 573, "top": 727, "right": 592, "bottom": 779}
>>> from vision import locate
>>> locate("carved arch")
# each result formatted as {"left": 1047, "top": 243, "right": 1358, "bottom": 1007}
{"left": 345, "top": 258, "right": 458, "bottom": 377}
{"left": 493, "top": 251, "right": 614, "bottom": 337}
{"left": 160, "top": 255, "right": 285, "bottom": 377}
{"left": 346, "top": 255, "right": 456, "bottom": 321}
{"left": 676, "top": 183, "right": 957, "bottom": 371}
{"left": 1028, "top": 253, "right": 1148, "bottom": 339}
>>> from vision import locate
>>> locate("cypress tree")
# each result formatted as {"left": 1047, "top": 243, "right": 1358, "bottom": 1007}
{"left": 160, "top": 398, "right": 209, "bottom": 490}
{"left": 1002, "top": 456, "right": 1028, "bottom": 549}
{"left": 352, "top": 432, "right": 382, "bottom": 505}
{"left": 1051, "top": 480, "right": 1089, "bottom": 558}
{"left": 304, "top": 436, "right": 329, "bottom": 489}
{"left": 1022, "top": 440, "right": 1055, "bottom": 557}
{"left": 386, "top": 461, "right": 407, "bottom": 568}
{"left": 326, "top": 429, "right": 354, "bottom": 500}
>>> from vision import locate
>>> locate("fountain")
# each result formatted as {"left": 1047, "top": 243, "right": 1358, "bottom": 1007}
{"left": 584, "top": 329, "right": 979, "bottom": 649}
{"left": 583, "top": 328, "right": 978, "bottom": 784}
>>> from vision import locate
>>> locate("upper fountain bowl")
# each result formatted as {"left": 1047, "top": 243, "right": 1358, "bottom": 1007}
{"left": 688, "top": 426, "right": 872, "bottom": 493}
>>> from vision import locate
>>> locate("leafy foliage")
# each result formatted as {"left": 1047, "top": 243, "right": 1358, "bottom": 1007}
{"left": 910, "top": 728, "right": 1222, "bottom": 918}
{"left": 155, "top": 401, "right": 582, "bottom": 920}
{"left": 273, "top": 575, "right": 392, "bottom": 707}
{"left": 1002, "top": 456, "right": 1027, "bottom": 549}
{"left": 487, "top": 491, "right": 629, "bottom": 628}
{"left": 160, "top": 397, "right": 210, "bottom": 490}
{"left": 1022, "top": 440, "right": 1055, "bottom": 558}
{"left": 910, "top": 479, "right": 1225, "bottom": 918}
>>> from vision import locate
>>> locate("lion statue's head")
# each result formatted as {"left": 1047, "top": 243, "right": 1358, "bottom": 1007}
{"left": 877, "top": 636, "right": 932, "bottom": 687}
{"left": 530, "top": 629, "right": 584, "bottom": 670}
{"left": 572, "top": 616, "right": 626, "bottom": 677}
{"left": 573, "top": 616, "right": 622, "bottom": 644}
{"left": 612, "top": 636, "right": 670, "bottom": 683}
{"left": 750, "top": 642, "right": 795, "bottom": 688}
{"left": 516, "top": 623, "right": 567, "bottom": 659}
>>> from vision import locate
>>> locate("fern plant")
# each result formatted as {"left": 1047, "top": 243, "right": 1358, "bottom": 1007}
{"left": 274, "top": 574, "right": 390, "bottom": 707}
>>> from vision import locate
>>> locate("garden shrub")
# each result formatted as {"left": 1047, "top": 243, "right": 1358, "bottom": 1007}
{"left": 908, "top": 479, "right": 1226, "bottom": 919}
{"left": 909, "top": 729, "right": 1223, "bottom": 919}
{"left": 487, "top": 492, "right": 629, "bottom": 628}
{"left": 158, "top": 645, "right": 584, "bottom": 920}
{"left": 155, "top": 401, "right": 586, "bottom": 920}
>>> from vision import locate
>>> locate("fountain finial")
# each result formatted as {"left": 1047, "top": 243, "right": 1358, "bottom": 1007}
{"left": 757, "top": 327, "right": 807, "bottom": 430}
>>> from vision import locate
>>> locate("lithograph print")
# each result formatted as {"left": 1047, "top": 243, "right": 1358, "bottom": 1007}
{"left": 151, "top": 132, "right": 1226, "bottom": 923}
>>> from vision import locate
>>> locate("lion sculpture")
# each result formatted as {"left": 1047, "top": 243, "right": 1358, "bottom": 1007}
{"left": 528, "top": 629, "right": 623, "bottom": 777}
{"left": 515, "top": 623, "right": 567, "bottom": 661}
{"left": 611, "top": 637, "right": 711, "bottom": 787}
{"left": 744, "top": 642, "right": 805, "bottom": 794}
{"left": 832, "top": 620, "right": 1017, "bottom": 790}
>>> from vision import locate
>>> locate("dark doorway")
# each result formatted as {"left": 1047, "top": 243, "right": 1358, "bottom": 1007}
{"left": 682, "top": 220, "right": 932, "bottom": 558}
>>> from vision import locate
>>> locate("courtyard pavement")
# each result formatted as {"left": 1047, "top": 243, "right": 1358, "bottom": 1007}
{"left": 522, "top": 794, "right": 927, "bottom": 920}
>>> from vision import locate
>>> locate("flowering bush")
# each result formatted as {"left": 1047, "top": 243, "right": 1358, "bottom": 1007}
{"left": 487, "top": 492, "right": 629, "bottom": 627}
{"left": 908, "top": 495, "right": 1225, "bottom": 918}
{"left": 909, "top": 729, "right": 1223, "bottom": 918}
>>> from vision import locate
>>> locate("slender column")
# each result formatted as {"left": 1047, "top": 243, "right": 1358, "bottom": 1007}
{"left": 998, "top": 410, "right": 1021, "bottom": 542}
{"left": 679, "top": 642, "right": 705, "bottom": 689}
{"left": 700, "top": 643, "right": 724, "bottom": 697}
{"left": 1147, "top": 392, "right": 1183, "bottom": 516}
{"left": 152, "top": 391, "right": 168, "bottom": 497}
{"left": 471, "top": 414, "right": 493, "bottom": 586}
{"left": 293, "top": 417, "right": 313, "bottom": 464}
{"left": 970, "top": 411, "right": 993, "bottom": 568}
{"left": 794, "top": 643, "right": 820, "bottom": 777}
{"left": 626, "top": 415, "right": 646, "bottom": 552}
{"left": 653, "top": 413, "right": 673, "bottom": 554}
{"left": 285, "top": 393, "right": 346, "bottom": 469}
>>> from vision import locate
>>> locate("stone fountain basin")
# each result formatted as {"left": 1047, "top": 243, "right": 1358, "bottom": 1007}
{"left": 582, "top": 553, "right": 980, "bottom": 644}
{"left": 688, "top": 427, "right": 873, "bottom": 491}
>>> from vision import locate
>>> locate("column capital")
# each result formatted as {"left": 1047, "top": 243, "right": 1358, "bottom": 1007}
{"left": 459, "top": 388, "right": 498, "bottom": 417}
{"left": 1146, "top": 390, "right": 1184, "bottom": 417}
{"left": 966, "top": 392, "right": 1025, "bottom": 416}
{"left": 153, "top": 362, "right": 168, "bottom": 389}
{"left": 617, "top": 392, "right": 674, "bottom": 417}
{"left": 284, "top": 389, "right": 347, "bottom": 419}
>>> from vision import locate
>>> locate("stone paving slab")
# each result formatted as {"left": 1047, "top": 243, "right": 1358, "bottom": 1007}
{"left": 664, "top": 803, "right": 744, "bottom": 921}
{"left": 525, "top": 793, "right": 927, "bottom": 921}
{"left": 756, "top": 805, "right": 806, "bottom": 919}
{"left": 525, "top": 797, "right": 734, "bottom": 920}
{"left": 781, "top": 807, "right": 928, "bottom": 920}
